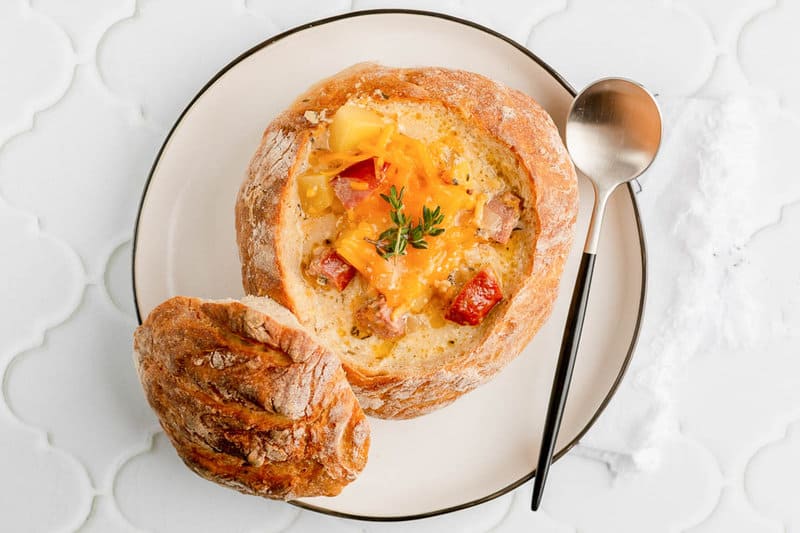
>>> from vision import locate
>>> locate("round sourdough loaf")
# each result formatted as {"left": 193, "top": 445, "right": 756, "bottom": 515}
{"left": 133, "top": 295, "right": 369, "bottom": 499}
{"left": 236, "top": 63, "right": 578, "bottom": 419}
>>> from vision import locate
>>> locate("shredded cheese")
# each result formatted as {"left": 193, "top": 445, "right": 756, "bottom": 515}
{"left": 308, "top": 110, "right": 482, "bottom": 312}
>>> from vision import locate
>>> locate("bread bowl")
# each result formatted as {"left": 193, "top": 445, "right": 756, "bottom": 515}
{"left": 236, "top": 63, "right": 578, "bottom": 419}
{"left": 133, "top": 295, "right": 369, "bottom": 499}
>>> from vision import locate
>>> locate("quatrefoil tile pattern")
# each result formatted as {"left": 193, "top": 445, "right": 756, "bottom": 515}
{"left": 97, "top": 0, "right": 275, "bottom": 127}
{"left": 745, "top": 421, "right": 800, "bottom": 532}
{"left": 114, "top": 434, "right": 299, "bottom": 533}
{"left": 526, "top": 0, "right": 716, "bottom": 94}
{"left": 2, "top": 1, "right": 799, "bottom": 531}
{"left": 0, "top": 66, "right": 161, "bottom": 279}
{"left": 30, "top": 0, "right": 132, "bottom": 62}
{"left": 0, "top": 1, "right": 72, "bottom": 148}
{"left": 0, "top": 415, "right": 93, "bottom": 533}
{"left": 5, "top": 285, "right": 156, "bottom": 489}
{"left": 739, "top": 1, "right": 800, "bottom": 114}
{"left": 0, "top": 203, "right": 83, "bottom": 362}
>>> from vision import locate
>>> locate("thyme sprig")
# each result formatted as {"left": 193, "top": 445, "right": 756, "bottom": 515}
{"left": 368, "top": 185, "right": 445, "bottom": 260}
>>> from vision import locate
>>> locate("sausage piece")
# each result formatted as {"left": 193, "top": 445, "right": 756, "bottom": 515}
{"left": 354, "top": 294, "right": 407, "bottom": 339}
{"left": 445, "top": 270, "right": 503, "bottom": 326}
{"left": 331, "top": 159, "right": 387, "bottom": 209}
{"left": 306, "top": 247, "right": 356, "bottom": 291}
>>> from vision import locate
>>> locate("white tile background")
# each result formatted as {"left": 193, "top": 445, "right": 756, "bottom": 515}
{"left": 1, "top": 1, "right": 799, "bottom": 532}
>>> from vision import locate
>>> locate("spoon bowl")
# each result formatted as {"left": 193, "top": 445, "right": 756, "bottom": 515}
{"left": 566, "top": 78, "right": 662, "bottom": 188}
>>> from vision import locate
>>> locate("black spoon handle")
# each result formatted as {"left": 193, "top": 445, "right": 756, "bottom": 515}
{"left": 531, "top": 251, "right": 597, "bottom": 511}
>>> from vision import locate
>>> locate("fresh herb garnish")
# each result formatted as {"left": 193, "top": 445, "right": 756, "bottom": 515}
{"left": 367, "top": 185, "right": 445, "bottom": 260}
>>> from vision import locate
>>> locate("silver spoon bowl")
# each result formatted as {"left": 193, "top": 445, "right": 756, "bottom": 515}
{"left": 532, "top": 78, "right": 662, "bottom": 511}
{"left": 568, "top": 78, "right": 663, "bottom": 253}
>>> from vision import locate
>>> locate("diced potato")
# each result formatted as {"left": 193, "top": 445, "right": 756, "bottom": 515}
{"left": 328, "top": 105, "right": 385, "bottom": 152}
{"left": 298, "top": 174, "right": 334, "bottom": 214}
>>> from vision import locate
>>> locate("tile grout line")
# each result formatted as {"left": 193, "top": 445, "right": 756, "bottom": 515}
{"left": 523, "top": 0, "right": 570, "bottom": 51}
{"left": 741, "top": 416, "right": 800, "bottom": 530}
{"left": 98, "top": 428, "right": 162, "bottom": 533}
{"left": 94, "top": 234, "right": 138, "bottom": 322}
{"left": 88, "top": 0, "right": 166, "bottom": 130}
{"left": 0, "top": 0, "right": 77, "bottom": 153}
{"left": 485, "top": 489, "right": 521, "bottom": 533}
{"left": 733, "top": 0, "right": 779, "bottom": 94}
{"left": 271, "top": 507, "right": 304, "bottom": 533}
{"left": 740, "top": 197, "right": 800, "bottom": 248}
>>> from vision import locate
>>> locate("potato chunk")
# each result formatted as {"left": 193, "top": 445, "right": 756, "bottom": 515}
{"left": 328, "top": 105, "right": 385, "bottom": 152}
{"left": 298, "top": 174, "right": 334, "bottom": 214}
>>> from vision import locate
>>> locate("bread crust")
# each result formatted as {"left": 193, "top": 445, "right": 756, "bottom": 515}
{"left": 236, "top": 64, "right": 578, "bottom": 419}
{"left": 133, "top": 296, "right": 369, "bottom": 499}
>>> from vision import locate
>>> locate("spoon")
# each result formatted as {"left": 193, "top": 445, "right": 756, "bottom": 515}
{"left": 531, "top": 78, "right": 662, "bottom": 511}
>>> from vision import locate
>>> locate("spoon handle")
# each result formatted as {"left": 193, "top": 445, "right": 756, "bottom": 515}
{"left": 531, "top": 250, "right": 597, "bottom": 510}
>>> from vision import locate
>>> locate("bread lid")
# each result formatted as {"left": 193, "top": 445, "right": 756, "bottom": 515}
{"left": 133, "top": 295, "right": 369, "bottom": 500}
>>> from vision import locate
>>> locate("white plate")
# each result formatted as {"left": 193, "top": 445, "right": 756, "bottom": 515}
{"left": 133, "top": 10, "right": 646, "bottom": 521}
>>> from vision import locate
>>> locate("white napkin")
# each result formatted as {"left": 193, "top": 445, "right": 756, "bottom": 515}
{"left": 574, "top": 97, "right": 764, "bottom": 473}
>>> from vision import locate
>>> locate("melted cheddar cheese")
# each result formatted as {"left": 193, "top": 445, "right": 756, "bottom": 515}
{"left": 302, "top": 104, "right": 492, "bottom": 314}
